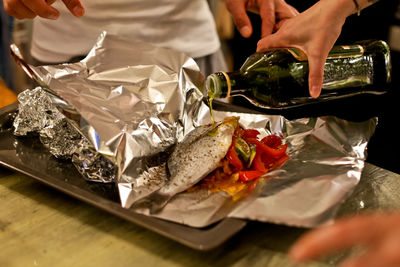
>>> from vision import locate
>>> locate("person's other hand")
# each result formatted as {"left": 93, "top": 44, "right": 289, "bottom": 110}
{"left": 256, "top": 0, "right": 354, "bottom": 97}
{"left": 3, "top": 0, "right": 84, "bottom": 20}
{"left": 225, "top": 0, "right": 298, "bottom": 38}
{"left": 290, "top": 212, "right": 400, "bottom": 267}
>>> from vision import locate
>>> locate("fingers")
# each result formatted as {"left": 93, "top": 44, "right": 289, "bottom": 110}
{"left": 307, "top": 52, "right": 326, "bottom": 98}
{"left": 61, "top": 0, "right": 84, "bottom": 17}
{"left": 289, "top": 213, "right": 396, "bottom": 263}
{"left": 3, "top": 0, "right": 84, "bottom": 19}
{"left": 256, "top": 33, "right": 285, "bottom": 52}
{"left": 225, "top": 0, "right": 252, "bottom": 38}
{"left": 275, "top": 0, "right": 298, "bottom": 20}
{"left": 257, "top": 29, "right": 325, "bottom": 98}
{"left": 257, "top": 0, "right": 275, "bottom": 37}
{"left": 3, "top": 0, "right": 58, "bottom": 19}
{"left": 339, "top": 229, "right": 400, "bottom": 267}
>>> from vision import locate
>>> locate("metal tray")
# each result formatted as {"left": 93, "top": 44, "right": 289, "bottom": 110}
{"left": 0, "top": 103, "right": 247, "bottom": 250}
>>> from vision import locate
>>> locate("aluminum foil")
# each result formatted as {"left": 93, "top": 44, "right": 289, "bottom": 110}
{"left": 12, "top": 32, "right": 377, "bottom": 228}
{"left": 13, "top": 87, "right": 117, "bottom": 182}
{"left": 13, "top": 87, "right": 81, "bottom": 159}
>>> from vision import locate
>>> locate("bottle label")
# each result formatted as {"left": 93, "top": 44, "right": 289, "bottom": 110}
{"left": 322, "top": 55, "right": 374, "bottom": 89}
{"left": 287, "top": 45, "right": 364, "bottom": 61}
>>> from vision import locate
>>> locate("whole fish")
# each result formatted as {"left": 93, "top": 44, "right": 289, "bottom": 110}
{"left": 149, "top": 116, "right": 239, "bottom": 213}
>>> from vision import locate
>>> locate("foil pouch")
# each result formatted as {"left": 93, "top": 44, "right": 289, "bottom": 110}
{"left": 11, "top": 32, "right": 377, "bottom": 228}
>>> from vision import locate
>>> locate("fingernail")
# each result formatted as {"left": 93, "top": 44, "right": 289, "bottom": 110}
{"left": 310, "top": 85, "right": 321, "bottom": 98}
{"left": 73, "top": 6, "right": 85, "bottom": 17}
{"left": 240, "top": 26, "right": 251, "bottom": 37}
{"left": 256, "top": 42, "right": 261, "bottom": 52}
{"left": 47, "top": 13, "right": 59, "bottom": 20}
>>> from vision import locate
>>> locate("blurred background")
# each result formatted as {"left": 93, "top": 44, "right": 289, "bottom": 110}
{"left": 1, "top": 0, "right": 399, "bottom": 173}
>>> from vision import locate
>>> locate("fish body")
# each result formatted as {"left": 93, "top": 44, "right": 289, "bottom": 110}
{"left": 150, "top": 117, "right": 239, "bottom": 213}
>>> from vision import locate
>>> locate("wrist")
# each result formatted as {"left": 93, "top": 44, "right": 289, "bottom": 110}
{"left": 332, "top": 0, "right": 356, "bottom": 17}
{"left": 318, "top": 0, "right": 355, "bottom": 23}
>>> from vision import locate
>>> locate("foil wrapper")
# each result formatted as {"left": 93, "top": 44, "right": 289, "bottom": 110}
{"left": 13, "top": 87, "right": 117, "bottom": 182}
{"left": 12, "top": 32, "right": 377, "bottom": 228}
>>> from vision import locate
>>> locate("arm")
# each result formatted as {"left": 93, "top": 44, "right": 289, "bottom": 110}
{"left": 289, "top": 212, "right": 400, "bottom": 267}
{"left": 257, "top": 0, "right": 380, "bottom": 98}
{"left": 2, "top": 0, "right": 84, "bottom": 20}
{"left": 225, "top": 0, "right": 298, "bottom": 38}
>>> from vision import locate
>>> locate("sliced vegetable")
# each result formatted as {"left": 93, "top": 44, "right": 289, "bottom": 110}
{"left": 269, "top": 154, "right": 290, "bottom": 171}
{"left": 261, "top": 134, "right": 282, "bottom": 148}
{"left": 246, "top": 138, "right": 287, "bottom": 157}
{"left": 226, "top": 140, "right": 243, "bottom": 170}
{"left": 238, "top": 170, "right": 264, "bottom": 182}
{"left": 241, "top": 129, "right": 260, "bottom": 140}
{"left": 252, "top": 149, "right": 267, "bottom": 173}
{"left": 234, "top": 137, "right": 251, "bottom": 162}
{"left": 247, "top": 144, "right": 257, "bottom": 168}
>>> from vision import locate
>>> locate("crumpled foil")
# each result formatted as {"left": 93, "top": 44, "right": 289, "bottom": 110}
{"left": 13, "top": 87, "right": 117, "bottom": 182}
{"left": 12, "top": 32, "right": 377, "bottom": 228}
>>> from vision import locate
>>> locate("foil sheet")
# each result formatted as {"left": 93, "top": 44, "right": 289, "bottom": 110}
{"left": 13, "top": 87, "right": 117, "bottom": 182}
{"left": 12, "top": 32, "right": 377, "bottom": 228}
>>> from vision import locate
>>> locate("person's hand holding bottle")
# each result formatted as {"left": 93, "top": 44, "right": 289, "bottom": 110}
{"left": 2, "top": 0, "right": 84, "bottom": 20}
{"left": 256, "top": 0, "right": 378, "bottom": 98}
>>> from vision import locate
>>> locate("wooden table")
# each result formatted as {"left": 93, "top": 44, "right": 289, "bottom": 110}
{"left": 1, "top": 163, "right": 399, "bottom": 267}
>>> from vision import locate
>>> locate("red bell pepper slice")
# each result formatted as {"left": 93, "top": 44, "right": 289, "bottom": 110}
{"left": 241, "top": 129, "right": 260, "bottom": 140}
{"left": 239, "top": 170, "right": 264, "bottom": 182}
{"left": 226, "top": 141, "right": 243, "bottom": 171}
{"left": 252, "top": 150, "right": 267, "bottom": 173}
{"left": 261, "top": 135, "right": 282, "bottom": 148}
{"left": 269, "top": 154, "right": 290, "bottom": 171}
{"left": 246, "top": 138, "right": 287, "bottom": 157}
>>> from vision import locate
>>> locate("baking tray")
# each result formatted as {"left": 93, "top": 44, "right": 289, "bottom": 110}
{"left": 0, "top": 102, "right": 247, "bottom": 251}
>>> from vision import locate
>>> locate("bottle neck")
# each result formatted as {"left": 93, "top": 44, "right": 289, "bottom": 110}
{"left": 206, "top": 71, "right": 243, "bottom": 99}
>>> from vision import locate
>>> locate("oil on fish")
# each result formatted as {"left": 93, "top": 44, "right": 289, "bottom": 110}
{"left": 149, "top": 116, "right": 239, "bottom": 213}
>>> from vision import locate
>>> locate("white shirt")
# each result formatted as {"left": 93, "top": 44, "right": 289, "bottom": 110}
{"left": 31, "top": 0, "right": 220, "bottom": 63}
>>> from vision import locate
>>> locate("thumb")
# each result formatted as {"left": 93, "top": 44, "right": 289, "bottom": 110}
{"left": 256, "top": 33, "right": 286, "bottom": 52}
{"left": 307, "top": 54, "right": 326, "bottom": 98}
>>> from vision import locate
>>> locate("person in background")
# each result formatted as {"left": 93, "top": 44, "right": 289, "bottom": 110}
{"left": 2, "top": 0, "right": 225, "bottom": 77}
{"left": 2, "top": 0, "right": 299, "bottom": 77}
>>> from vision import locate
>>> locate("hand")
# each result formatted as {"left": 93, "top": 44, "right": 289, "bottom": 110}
{"left": 225, "top": 0, "right": 298, "bottom": 38}
{"left": 2, "top": 0, "right": 84, "bottom": 20}
{"left": 256, "top": 0, "right": 354, "bottom": 98}
{"left": 289, "top": 212, "right": 400, "bottom": 267}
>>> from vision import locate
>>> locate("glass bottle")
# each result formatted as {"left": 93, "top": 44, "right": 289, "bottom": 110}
{"left": 205, "top": 40, "right": 391, "bottom": 109}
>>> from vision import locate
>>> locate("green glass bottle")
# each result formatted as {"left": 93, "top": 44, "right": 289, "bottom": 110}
{"left": 205, "top": 40, "right": 391, "bottom": 109}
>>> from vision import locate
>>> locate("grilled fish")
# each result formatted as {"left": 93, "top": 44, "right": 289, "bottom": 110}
{"left": 149, "top": 116, "right": 239, "bottom": 213}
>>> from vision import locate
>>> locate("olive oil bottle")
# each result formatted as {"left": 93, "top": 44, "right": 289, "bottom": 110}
{"left": 205, "top": 40, "right": 391, "bottom": 109}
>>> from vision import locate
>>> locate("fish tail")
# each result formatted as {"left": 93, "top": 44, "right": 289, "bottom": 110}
{"left": 149, "top": 192, "right": 172, "bottom": 214}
